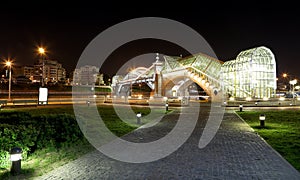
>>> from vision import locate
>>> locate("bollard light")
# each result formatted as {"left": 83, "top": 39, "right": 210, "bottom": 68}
{"left": 255, "top": 102, "right": 258, "bottom": 106}
{"left": 239, "top": 104, "right": 243, "bottom": 112}
{"left": 259, "top": 114, "right": 266, "bottom": 127}
{"left": 165, "top": 103, "right": 169, "bottom": 112}
{"left": 10, "top": 147, "right": 22, "bottom": 175}
{"left": 87, "top": 100, "right": 90, "bottom": 106}
{"left": 136, "top": 112, "right": 142, "bottom": 124}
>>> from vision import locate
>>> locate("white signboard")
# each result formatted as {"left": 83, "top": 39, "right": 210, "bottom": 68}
{"left": 38, "top": 87, "right": 48, "bottom": 105}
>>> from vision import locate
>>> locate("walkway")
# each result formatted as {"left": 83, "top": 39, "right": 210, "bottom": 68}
{"left": 37, "top": 106, "right": 300, "bottom": 179}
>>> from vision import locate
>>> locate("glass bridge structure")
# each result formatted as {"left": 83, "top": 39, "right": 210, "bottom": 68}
{"left": 112, "top": 46, "right": 277, "bottom": 100}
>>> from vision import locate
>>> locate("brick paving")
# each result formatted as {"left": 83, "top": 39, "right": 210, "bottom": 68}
{"left": 36, "top": 105, "right": 300, "bottom": 179}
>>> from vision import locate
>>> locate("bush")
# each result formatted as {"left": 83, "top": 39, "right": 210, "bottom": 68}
{"left": 0, "top": 112, "right": 83, "bottom": 169}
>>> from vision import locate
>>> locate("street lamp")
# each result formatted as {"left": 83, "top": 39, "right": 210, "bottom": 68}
{"left": 38, "top": 47, "right": 46, "bottom": 87}
{"left": 282, "top": 73, "right": 290, "bottom": 91}
{"left": 282, "top": 73, "right": 287, "bottom": 78}
{"left": 5, "top": 60, "right": 12, "bottom": 101}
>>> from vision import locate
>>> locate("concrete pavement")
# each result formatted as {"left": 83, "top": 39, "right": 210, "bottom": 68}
{"left": 36, "top": 106, "right": 300, "bottom": 179}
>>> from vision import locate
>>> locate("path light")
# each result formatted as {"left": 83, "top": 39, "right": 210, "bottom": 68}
{"left": 259, "top": 114, "right": 266, "bottom": 127}
{"left": 165, "top": 102, "right": 169, "bottom": 112}
{"left": 239, "top": 104, "right": 243, "bottom": 112}
{"left": 136, "top": 112, "right": 142, "bottom": 124}
{"left": 10, "top": 147, "right": 22, "bottom": 175}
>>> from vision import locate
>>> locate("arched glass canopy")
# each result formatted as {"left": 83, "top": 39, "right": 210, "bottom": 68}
{"left": 221, "top": 46, "right": 276, "bottom": 99}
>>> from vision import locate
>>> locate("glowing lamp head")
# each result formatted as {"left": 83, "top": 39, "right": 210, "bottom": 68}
{"left": 259, "top": 114, "right": 266, "bottom": 121}
{"left": 6, "top": 61, "right": 12, "bottom": 67}
{"left": 10, "top": 147, "right": 22, "bottom": 161}
{"left": 136, "top": 112, "right": 142, "bottom": 118}
{"left": 38, "top": 47, "right": 45, "bottom": 54}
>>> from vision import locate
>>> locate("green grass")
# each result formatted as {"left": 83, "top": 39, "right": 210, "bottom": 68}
{"left": 0, "top": 104, "right": 164, "bottom": 179}
{"left": 0, "top": 139, "right": 94, "bottom": 179}
{"left": 237, "top": 110, "right": 300, "bottom": 171}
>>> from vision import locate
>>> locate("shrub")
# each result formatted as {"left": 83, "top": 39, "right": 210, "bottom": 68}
{"left": 0, "top": 112, "right": 83, "bottom": 168}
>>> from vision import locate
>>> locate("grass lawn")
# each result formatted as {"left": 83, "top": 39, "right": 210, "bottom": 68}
{"left": 0, "top": 104, "right": 165, "bottom": 179}
{"left": 237, "top": 110, "right": 300, "bottom": 171}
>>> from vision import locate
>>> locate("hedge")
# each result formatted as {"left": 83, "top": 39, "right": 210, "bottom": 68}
{"left": 0, "top": 112, "right": 83, "bottom": 168}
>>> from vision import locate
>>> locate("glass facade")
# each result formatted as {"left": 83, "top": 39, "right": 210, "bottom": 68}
{"left": 221, "top": 46, "right": 276, "bottom": 99}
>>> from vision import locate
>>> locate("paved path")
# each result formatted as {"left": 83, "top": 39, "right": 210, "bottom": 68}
{"left": 37, "top": 105, "right": 300, "bottom": 179}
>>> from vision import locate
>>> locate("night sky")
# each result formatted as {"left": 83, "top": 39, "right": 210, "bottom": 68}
{"left": 0, "top": 2, "right": 299, "bottom": 78}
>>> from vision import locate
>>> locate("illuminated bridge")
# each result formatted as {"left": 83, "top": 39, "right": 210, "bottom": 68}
{"left": 112, "top": 46, "right": 276, "bottom": 100}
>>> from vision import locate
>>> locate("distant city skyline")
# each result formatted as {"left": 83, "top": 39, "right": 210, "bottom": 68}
{"left": 0, "top": 2, "right": 299, "bottom": 78}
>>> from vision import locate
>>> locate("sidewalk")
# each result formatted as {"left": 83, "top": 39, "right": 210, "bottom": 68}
{"left": 36, "top": 107, "right": 300, "bottom": 179}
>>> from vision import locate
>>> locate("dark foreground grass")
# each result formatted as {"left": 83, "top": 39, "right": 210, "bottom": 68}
{"left": 0, "top": 104, "right": 158, "bottom": 179}
{"left": 237, "top": 110, "right": 300, "bottom": 171}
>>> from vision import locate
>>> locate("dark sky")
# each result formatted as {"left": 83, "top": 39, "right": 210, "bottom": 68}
{"left": 0, "top": 2, "right": 299, "bottom": 78}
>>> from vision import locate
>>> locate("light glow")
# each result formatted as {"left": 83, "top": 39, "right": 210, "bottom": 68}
{"left": 136, "top": 113, "right": 142, "bottom": 118}
{"left": 259, "top": 115, "right": 266, "bottom": 121}
{"left": 279, "top": 97, "right": 285, "bottom": 101}
{"left": 5, "top": 61, "right": 12, "bottom": 67}
{"left": 38, "top": 47, "right": 45, "bottom": 55}
{"left": 263, "top": 97, "right": 269, "bottom": 101}
{"left": 283, "top": 73, "right": 287, "bottom": 78}
{"left": 10, "top": 154, "right": 22, "bottom": 161}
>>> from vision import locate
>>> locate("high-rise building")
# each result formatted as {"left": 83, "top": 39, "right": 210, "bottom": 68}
{"left": 33, "top": 59, "right": 66, "bottom": 84}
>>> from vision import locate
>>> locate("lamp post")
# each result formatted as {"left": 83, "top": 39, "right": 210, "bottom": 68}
{"left": 239, "top": 104, "right": 243, "bottom": 112}
{"left": 38, "top": 47, "right": 46, "bottom": 87}
{"left": 10, "top": 147, "right": 22, "bottom": 175}
{"left": 165, "top": 102, "right": 169, "bottom": 112}
{"left": 259, "top": 114, "right": 266, "bottom": 127}
{"left": 136, "top": 112, "right": 142, "bottom": 124}
{"left": 5, "top": 60, "right": 12, "bottom": 101}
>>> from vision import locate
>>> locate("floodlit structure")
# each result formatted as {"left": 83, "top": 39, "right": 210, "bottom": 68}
{"left": 221, "top": 46, "right": 276, "bottom": 99}
{"left": 112, "top": 46, "right": 277, "bottom": 100}
{"left": 72, "top": 65, "right": 100, "bottom": 85}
